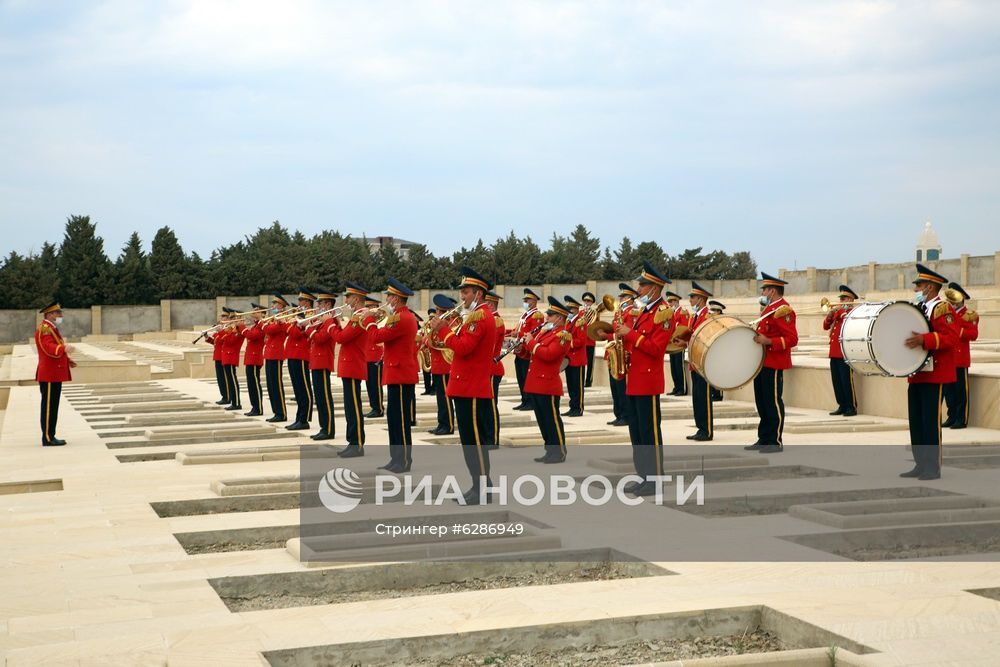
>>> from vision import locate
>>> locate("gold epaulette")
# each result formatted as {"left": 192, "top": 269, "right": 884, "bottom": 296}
{"left": 575, "top": 318, "right": 587, "bottom": 329}
{"left": 774, "top": 305, "right": 792, "bottom": 319}
{"left": 495, "top": 315, "right": 505, "bottom": 328}
{"left": 933, "top": 301, "right": 950, "bottom": 320}
{"left": 464, "top": 309, "right": 485, "bottom": 325}
{"left": 557, "top": 331, "right": 572, "bottom": 344}
{"left": 531, "top": 310, "right": 544, "bottom": 320}
{"left": 386, "top": 313, "right": 400, "bottom": 327}
{"left": 653, "top": 305, "right": 674, "bottom": 325}
{"left": 964, "top": 310, "right": 979, "bottom": 322}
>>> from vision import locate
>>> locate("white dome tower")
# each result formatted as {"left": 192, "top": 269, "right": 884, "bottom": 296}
{"left": 916, "top": 220, "right": 941, "bottom": 262}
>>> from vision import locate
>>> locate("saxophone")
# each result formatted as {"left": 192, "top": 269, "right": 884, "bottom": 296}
{"left": 606, "top": 301, "right": 628, "bottom": 380}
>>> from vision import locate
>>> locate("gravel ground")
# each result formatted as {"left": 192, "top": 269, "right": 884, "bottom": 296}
{"left": 225, "top": 562, "right": 644, "bottom": 611}
{"left": 392, "top": 630, "right": 785, "bottom": 666}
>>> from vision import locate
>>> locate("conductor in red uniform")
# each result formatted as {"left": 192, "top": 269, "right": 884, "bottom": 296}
{"left": 902, "top": 265, "right": 959, "bottom": 480}
{"left": 35, "top": 302, "right": 76, "bottom": 446}
{"left": 746, "top": 273, "right": 798, "bottom": 454}
{"left": 432, "top": 267, "right": 498, "bottom": 504}
{"left": 823, "top": 285, "right": 858, "bottom": 417}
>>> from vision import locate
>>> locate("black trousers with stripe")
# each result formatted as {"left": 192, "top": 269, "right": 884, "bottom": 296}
{"left": 454, "top": 396, "right": 494, "bottom": 488}
{"left": 39, "top": 381, "right": 62, "bottom": 444}
{"left": 287, "top": 358, "right": 313, "bottom": 424}
{"left": 514, "top": 357, "right": 530, "bottom": 406}
{"left": 422, "top": 369, "right": 433, "bottom": 393}
{"left": 627, "top": 394, "right": 664, "bottom": 478}
{"left": 487, "top": 375, "right": 502, "bottom": 445}
{"left": 245, "top": 364, "right": 263, "bottom": 413}
{"left": 609, "top": 374, "right": 629, "bottom": 420}
{"left": 944, "top": 367, "right": 970, "bottom": 426}
{"left": 434, "top": 373, "right": 455, "bottom": 432}
{"left": 530, "top": 393, "right": 566, "bottom": 460}
{"left": 223, "top": 363, "right": 241, "bottom": 408}
{"left": 585, "top": 346, "right": 595, "bottom": 386}
{"left": 830, "top": 358, "right": 856, "bottom": 412}
{"left": 565, "top": 364, "right": 585, "bottom": 412}
{"left": 692, "top": 372, "right": 713, "bottom": 437}
{"left": 669, "top": 352, "right": 687, "bottom": 395}
{"left": 341, "top": 378, "right": 366, "bottom": 447}
{"left": 386, "top": 384, "right": 415, "bottom": 467}
{"left": 908, "top": 383, "right": 943, "bottom": 475}
{"left": 265, "top": 359, "right": 287, "bottom": 419}
{"left": 311, "top": 368, "right": 335, "bottom": 436}
{"left": 366, "top": 361, "right": 383, "bottom": 413}
{"left": 753, "top": 367, "right": 784, "bottom": 447}
{"left": 214, "top": 360, "right": 229, "bottom": 402}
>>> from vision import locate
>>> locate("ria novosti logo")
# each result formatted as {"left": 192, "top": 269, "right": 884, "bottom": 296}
{"left": 317, "top": 467, "right": 363, "bottom": 513}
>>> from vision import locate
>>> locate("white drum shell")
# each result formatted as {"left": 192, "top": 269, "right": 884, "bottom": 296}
{"left": 839, "top": 301, "right": 930, "bottom": 377}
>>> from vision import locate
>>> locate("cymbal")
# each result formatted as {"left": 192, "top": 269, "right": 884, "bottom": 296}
{"left": 587, "top": 320, "right": 614, "bottom": 341}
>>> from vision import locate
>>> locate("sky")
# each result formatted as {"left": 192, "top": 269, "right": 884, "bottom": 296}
{"left": 2, "top": 0, "right": 999, "bottom": 272}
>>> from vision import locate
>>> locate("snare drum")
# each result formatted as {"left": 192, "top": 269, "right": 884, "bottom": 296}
{"left": 689, "top": 315, "right": 764, "bottom": 390}
{"left": 839, "top": 301, "right": 930, "bottom": 377}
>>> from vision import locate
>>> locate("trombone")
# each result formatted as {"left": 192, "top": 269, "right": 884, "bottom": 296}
{"left": 259, "top": 306, "right": 310, "bottom": 324}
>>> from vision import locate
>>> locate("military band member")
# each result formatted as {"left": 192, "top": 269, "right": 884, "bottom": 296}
{"left": 207, "top": 311, "right": 230, "bottom": 405}
{"left": 615, "top": 261, "right": 675, "bottom": 496}
{"left": 562, "top": 295, "right": 587, "bottom": 417}
{"left": 35, "top": 302, "right": 76, "bottom": 446}
{"left": 943, "top": 282, "right": 977, "bottom": 430}
{"left": 422, "top": 308, "right": 436, "bottom": 396}
{"left": 284, "top": 287, "right": 316, "bottom": 431}
{"left": 666, "top": 291, "right": 689, "bottom": 396}
{"left": 581, "top": 292, "right": 598, "bottom": 387}
{"left": 524, "top": 297, "right": 571, "bottom": 463}
{"left": 432, "top": 267, "right": 497, "bottom": 504}
{"left": 677, "top": 282, "right": 714, "bottom": 441}
{"left": 369, "top": 278, "right": 419, "bottom": 473}
{"left": 902, "top": 265, "right": 958, "bottom": 480}
{"left": 241, "top": 303, "right": 266, "bottom": 416}
{"left": 707, "top": 300, "right": 725, "bottom": 402}
{"left": 485, "top": 290, "right": 505, "bottom": 450}
{"left": 746, "top": 273, "right": 798, "bottom": 454}
{"left": 263, "top": 293, "right": 290, "bottom": 422}
{"left": 306, "top": 289, "right": 340, "bottom": 441}
{"left": 602, "top": 283, "right": 636, "bottom": 427}
{"left": 332, "top": 282, "right": 373, "bottom": 457}
{"left": 220, "top": 307, "right": 245, "bottom": 411}
{"left": 363, "top": 294, "right": 385, "bottom": 418}
{"left": 425, "top": 294, "right": 458, "bottom": 436}
{"left": 823, "top": 285, "right": 858, "bottom": 417}
{"left": 513, "top": 288, "right": 544, "bottom": 410}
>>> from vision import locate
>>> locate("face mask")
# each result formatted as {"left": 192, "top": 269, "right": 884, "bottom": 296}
{"left": 522, "top": 302, "right": 531, "bottom": 311}
{"left": 913, "top": 292, "right": 927, "bottom": 305}
{"left": 384, "top": 302, "right": 395, "bottom": 314}
{"left": 636, "top": 295, "right": 650, "bottom": 307}
{"left": 468, "top": 300, "right": 478, "bottom": 312}
{"left": 54, "top": 317, "right": 63, "bottom": 326}
{"left": 269, "top": 307, "right": 279, "bottom": 315}
{"left": 758, "top": 295, "right": 770, "bottom": 307}
{"left": 542, "top": 322, "right": 555, "bottom": 331}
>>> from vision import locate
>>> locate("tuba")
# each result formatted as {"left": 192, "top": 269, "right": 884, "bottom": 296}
{"left": 943, "top": 287, "right": 964, "bottom": 306}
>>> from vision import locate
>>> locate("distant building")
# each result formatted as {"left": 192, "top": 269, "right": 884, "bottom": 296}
{"left": 353, "top": 235, "right": 420, "bottom": 260}
{"left": 916, "top": 220, "right": 942, "bottom": 262}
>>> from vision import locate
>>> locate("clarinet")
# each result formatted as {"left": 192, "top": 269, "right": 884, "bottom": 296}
{"left": 494, "top": 323, "right": 545, "bottom": 363}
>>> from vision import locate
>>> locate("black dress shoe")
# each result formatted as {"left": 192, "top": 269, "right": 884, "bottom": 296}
{"left": 534, "top": 455, "right": 553, "bottom": 462}
{"left": 42, "top": 439, "right": 66, "bottom": 447}
{"left": 421, "top": 390, "right": 434, "bottom": 396}
{"left": 364, "top": 410, "right": 383, "bottom": 418}
{"left": 266, "top": 415, "right": 287, "bottom": 423}
{"left": 225, "top": 405, "right": 242, "bottom": 411}
{"left": 310, "top": 431, "right": 334, "bottom": 441}
{"left": 686, "top": 433, "right": 699, "bottom": 440}
{"left": 829, "top": 408, "right": 844, "bottom": 416}
{"left": 458, "top": 488, "right": 491, "bottom": 505}
{"left": 607, "top": 419, "right": 620, "bottom": 425}
{"left": 743, "top": 442, "right": 763, "bottom": 451}
{"left": 899, "top": 467, "right": 922, "bottom": 478}
{"left": 951, "top": 423, "right": 967, "bottom": 430}
{"left": 244, "top": 410, "right": 263, "bottom": 417}
{"left": 215, "top": 399, "right": 228, "bottom": 405}
{"left": 758, "top": 444, "right": 783, "bottom": 453}
{"left": 584, "top": 382, "right": 593, "bottom": 388}
{"left": 543, "top": 456, "right": 565, "bottom": 464}
{"left": 338, "top": 446, "right": 364, "bottom": 458}
{"left": 485, "top": 444, "right": 500, "bottom": 450}
{"left": 918, "top": 471, "right": 941, "bottom": 480}
{"left": 629, "top": 482, "right": 658, "bottom": 496}
{"left": 841, "top": 410, "right": 857, "bottom": 417}
{"left": 563, "top": 410, "right": 583, "bottom": 417}
{"left": 611, "top": 418, "right": 629, "bottom": 427}
{"left": 513, "top": 404, "right": 530, "bottom": 411}
{"left": 378, "top": 463, "right": 394, "bottom": 470}
{"left": 285, "top": 421, "right": 309, "bottom": 431}
{"left": 941, "top": 418, "right": 956, "bottom": 428}
{"left": 691, "top": 432, "right": 713, "bottom": 442}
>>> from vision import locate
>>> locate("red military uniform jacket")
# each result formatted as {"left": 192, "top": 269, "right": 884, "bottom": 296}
{"left": 442, "top": 303, "right": 496, "bottom": 399}
{"left": 822, "top": 306, "right": 850, "bottom": 359}
{"left": 756, "top": 297, "right": 798, "bottom": 370}
{"left": 334, "top": 313, "right": 373, "bottom": 380}
{"left": 263, "top": 320, "right": 287, "bottom": 361}
{"left": 954, "top": 305, "right": 979, "bottom": 369}
{"left": 524, "top": 325, "right": 571, "bottom": 396}
{"left": 284, "top": 320, "right": 311, "bottom": 361}
{"left": 671, "top": 308, "right": 691, "bottom": 352}
{"left": 369, "top": 306, "right": 419, "bottom": 385}
{"left": 492, "top": 313, "right": 506, "bottom": 377}
{"left": 365, "top": 327, "right": 383, "bottom": 363}
{"left": 909, "top": 296, "right": 958, "bottom": 385}
{"left": 242, "top": 322, "right": 265, "bottom": 366}
{"left": 426, "top": 326, "right": 453, "bottom": 375}
{"left": 514, "top": 308, "right": 545, "bottom": 360}
{"left": 686, "top": 305, "right": 710, "bottom": 371}
{"left": 622, "top": 297, "right": 675, "bottom": 396}
{"left": 307, "top": 318, "right": 340, "bottom": 371}
{"left": 207, "top": 329, "right": 226, "bottom": 361}
{"left": 35, "top": 320, "right": 72, "bottom": 383}
{"left": 566, "top": 313, "right": 588, "bottom": 367}
{"left": 220, "top": 326, "right": 245, "bottom": 366}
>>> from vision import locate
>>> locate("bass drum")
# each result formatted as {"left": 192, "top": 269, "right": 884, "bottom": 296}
{"left": 839, "top": 301, "right": 930, "bottom": 377}
{"left": 689, "top": 315, "right": 764, "bottom": 390}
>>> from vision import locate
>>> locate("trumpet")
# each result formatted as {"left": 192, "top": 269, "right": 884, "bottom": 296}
{"left": 820, "top": 297, "right": 858, "bottom": 315}
{"left": 259, "top": 306, "right": 310, "bottom": 324}
{"left": 192, "top": 321, "right": 227, "bottom": 344}
{"left": 296, "top": 304, "right": 353, "bottom": 326}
